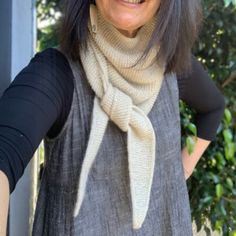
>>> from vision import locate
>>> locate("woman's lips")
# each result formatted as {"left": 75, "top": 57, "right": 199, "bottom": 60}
{"left": 115, "top": 0, "right": 145, "bottom": 8}
{"left": 122, "top": 0, "right": 143, "bottom": 3}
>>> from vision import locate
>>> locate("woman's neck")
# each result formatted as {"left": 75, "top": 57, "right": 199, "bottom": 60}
{"left": 116, "top": 28, "right": 140, "bottom": 38}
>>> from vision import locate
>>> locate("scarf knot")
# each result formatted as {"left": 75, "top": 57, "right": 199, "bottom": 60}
{"left": 101, "top": 84, "right": 132, "bottom": 132}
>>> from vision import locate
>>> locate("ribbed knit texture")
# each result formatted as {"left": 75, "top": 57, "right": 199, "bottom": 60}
{"left": 73, "top": 4, "right": 165, "bottom": 229}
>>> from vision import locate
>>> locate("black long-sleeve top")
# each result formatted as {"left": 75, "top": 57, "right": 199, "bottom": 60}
{"left": 0, "top": 48, "right": 226, "bottom": 193}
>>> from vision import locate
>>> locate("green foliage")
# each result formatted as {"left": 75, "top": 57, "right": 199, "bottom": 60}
{"left": 37, "top": 24, "right": 60, "bottom": 52}
{"left": 37, "top": 0, "right": 236, "bottom": 235}
{"left": 36, "top": 0, "right": 62, "bottom": 51}
{"left": 184, "top": 104, "right": 236, "bottom": 235}
{"left": 185, "top": 1, "right": 236, "bottom": 235}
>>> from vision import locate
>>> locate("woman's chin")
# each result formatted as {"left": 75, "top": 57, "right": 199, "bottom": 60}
{"left": 95, "top": 0, "right": 161, "bottom": 36}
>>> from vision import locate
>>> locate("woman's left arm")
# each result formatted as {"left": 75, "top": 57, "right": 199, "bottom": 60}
{"left": 181, "top": 136, "right": 210, "bottom": 179}
{"left": 177, "top": 55, "right": 226, "bottom": 179}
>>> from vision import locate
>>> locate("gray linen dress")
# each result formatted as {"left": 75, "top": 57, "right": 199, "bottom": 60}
{"left": 32, "top": 57, "right": 193, "bottom": 236}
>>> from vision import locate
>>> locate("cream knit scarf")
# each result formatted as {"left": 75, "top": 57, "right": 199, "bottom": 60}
{"left": 73, "top": 4, "right": 165, "bottom": 229}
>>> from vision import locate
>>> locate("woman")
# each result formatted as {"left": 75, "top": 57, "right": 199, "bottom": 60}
{"left": 0, "top": 0, "right": 225, "bottom": 235}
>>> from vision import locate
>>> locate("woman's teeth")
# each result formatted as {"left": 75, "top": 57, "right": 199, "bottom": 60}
{"left": 122, "top": 0, "right": 143, "bottom": 4}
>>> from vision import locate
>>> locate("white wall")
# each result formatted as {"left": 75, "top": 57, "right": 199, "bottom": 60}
{"left": 10, "top": 0, "right": 37, "bottom": 234}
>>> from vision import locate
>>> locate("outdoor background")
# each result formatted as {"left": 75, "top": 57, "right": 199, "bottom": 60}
{"left": 36, "top": 0, "right": 236, "bottom": 235}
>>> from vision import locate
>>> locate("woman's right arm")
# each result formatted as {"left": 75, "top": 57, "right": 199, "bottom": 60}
{"left": 0, "top": 171, "right": 9, "bottom": 236}
{"left": 0, "top": 48, "right": 74, "bottom": 234}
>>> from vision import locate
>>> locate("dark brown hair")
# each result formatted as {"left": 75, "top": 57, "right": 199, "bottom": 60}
{"left": 59, "top": 0, "right": 202, "bottom": 74}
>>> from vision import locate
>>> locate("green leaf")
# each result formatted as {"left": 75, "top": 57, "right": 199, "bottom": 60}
{"left": 186, "top": 136, "right": 195, "bottom": 154}
{"left": 223, "top": 129, "right": 233, "bottom": 143}
{"left": 215, "top": 184, "right": 223, "bottom": 199}
{"left": 215, "top": 152, "right": 226, "bottom": 166}
{"left": 187, "top": 123, "right": 197, "bottom": 136}
{"left": 226, "top": 177, "right": 234, "bottom": 189}
{"left": 229, "top": 231, "right": 236, "bottom": 236}
{"left": 215, "top": 220, "right": 223, "bottom": 231}
{"left": 225, "top": 142, "right": 235, "bottom": 161}
{"left": 224, "top": 108, "right": 232, "bottom": 124}
{"left": 220, "top": 204, "right": 227, "bottom": 216}
{"left": 202, "top": 196, "right": 213, "bottom": 203}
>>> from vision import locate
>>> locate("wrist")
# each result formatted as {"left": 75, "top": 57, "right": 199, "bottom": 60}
{"left": 183, "top": 166, "right": 192, "bottom": 180}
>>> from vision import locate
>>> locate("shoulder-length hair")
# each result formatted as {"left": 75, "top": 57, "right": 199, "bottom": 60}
{"left": 59, "top": 0, "right": 202, "bottom": 75}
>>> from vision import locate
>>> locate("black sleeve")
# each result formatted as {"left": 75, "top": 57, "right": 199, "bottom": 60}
{"left": 177, "top": 55, "right": 226, "bottom": 141}
{"left": 0, "top": 48, "right": 74, "bottom": 193}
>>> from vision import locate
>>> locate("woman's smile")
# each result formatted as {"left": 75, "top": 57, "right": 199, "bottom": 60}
{"left": 116, "top": 0, "right": 145, "bottom": 8}
{"left": 95, "top": 0, "right": 161, "bottom": 37}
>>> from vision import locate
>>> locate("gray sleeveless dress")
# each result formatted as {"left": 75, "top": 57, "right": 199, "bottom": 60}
{"left": 32, "top": 57, "right": 193, "bottom": 236}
